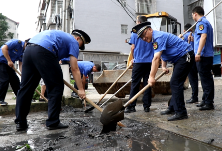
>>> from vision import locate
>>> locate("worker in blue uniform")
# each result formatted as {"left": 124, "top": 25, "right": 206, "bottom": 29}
{"left": 14, "top": 29, "right": 91, "bottom": 131}
{"left": 59, "top": 58, "right": 101, "bottom": 93}
{"left": 125, "top": 16, "right": 154, "bottom": 113}
{"left": 74, "top": 61, "right": 101, "bottom": 90}
{"left": 0, "top": 39, "right": 29, "bottom": 105}
{"left": 132, "top": 21, "right": 194, "bottom": 121}
{"left": 183, "top": 23, "right": 199, "bottom": 104}
{"left": 192, "top": 6, "right": 214, "bottom": 110}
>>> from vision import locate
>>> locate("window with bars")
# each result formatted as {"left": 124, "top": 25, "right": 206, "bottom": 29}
{"left": 188, "top": 0, "right": 204, "bottom": 19}
{"left": 121, "top": 25, "right": 128, "bottom": 34}
{"left": 137, "top": 0, "right": 152, "bottom": 14}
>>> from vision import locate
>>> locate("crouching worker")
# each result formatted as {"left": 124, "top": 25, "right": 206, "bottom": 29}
{"left": 72, "top": 61, "right": 101, "bottom": 98}
{"left": 132, "top": 22, "right": 194, "bottom": 121}
{"left": 15, "top": 29, "right": 90, "bottom": 131}
{"left": 0, "top": 39, "right": 29, "bottom": 105}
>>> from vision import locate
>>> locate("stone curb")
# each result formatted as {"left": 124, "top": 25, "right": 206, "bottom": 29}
{"left": 0, "top": 97, "right": 83, "bottom": 116}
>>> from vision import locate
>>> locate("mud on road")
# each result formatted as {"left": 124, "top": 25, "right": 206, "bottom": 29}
{"left": 0, "top": 106, "right": 221, "bottom": 151}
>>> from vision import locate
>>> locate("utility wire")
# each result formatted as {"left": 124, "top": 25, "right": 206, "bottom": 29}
{"left": 110, "top": 0, "right": 122, "bottom": 8}
{"left": 126, "top": 3, "right": 136, "bottom": 12}
{"left": 118, "top": 0, "right": 136, "bottom": 18}
{"left": 116, "top": 0, "right": 136, "bottom": 22}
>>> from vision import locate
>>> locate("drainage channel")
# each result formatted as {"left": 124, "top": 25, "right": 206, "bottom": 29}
{"left": 0, "top": 106, "right": 221, "bottom": 151}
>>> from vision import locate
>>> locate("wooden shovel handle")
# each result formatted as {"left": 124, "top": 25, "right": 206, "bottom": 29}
{"left": 63, "top": 79, "right": 125, "bottom": 127}
{"left": 124, "top": 71, "right": 166, "bottom": 108}
{"left": 97, "top": 63, "right": 132, "bottom": 103}
{"left": 12, "top": 66, "right": 48, "bottom": 102}
{"left": 63, "top": 79, "right": 103, "bottom": 112}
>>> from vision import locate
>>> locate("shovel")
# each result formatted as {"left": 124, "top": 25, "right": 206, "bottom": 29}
{"left": 100, "top": 71, "right": 166, "bottom": 126}
{"left": 63, "top": 79, "right": 125, "bottom": 128}
{"left": 12, "top": 66, "right": 48, "bottom": 102}
{"left": 85, "top": 63, "right": 132, "bottom": 113}
{"left": 99, "top": 78, "right": 132, "bottom": 108}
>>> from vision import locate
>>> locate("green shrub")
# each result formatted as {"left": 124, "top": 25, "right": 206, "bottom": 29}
{"left": 70, "top": 79, "right": 75, "bottom": 85}
{"left": 33, "top": 84, "right": 41, "bottom": 100}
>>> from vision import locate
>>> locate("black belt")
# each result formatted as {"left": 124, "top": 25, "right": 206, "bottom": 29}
{"left": 27, "top": 43, "right": 39, "bottom": 47}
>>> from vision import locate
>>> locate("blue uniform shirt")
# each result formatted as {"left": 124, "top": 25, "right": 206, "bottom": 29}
{"left": 194, "top": 16, "right": 214, "bottom": 57}
{"left": 152, "top": 30, "right": 193, "bottom": 63}
{"left": 129, "top": 32, "right": 153, "bottom": 63}
{"left": 183, "top": 31, "right": 194, "bottom": 49}
{"left": 0, "top": 39, "right": 25, "bottom": 64}
{"left": 29, "top": 30, "right": 79, "bottom": 60}
{"left": 78, "top": 61, "right": 94, "bottom": 76}
{"left": 61, "top": 57, "right": 70, "bottom": 62}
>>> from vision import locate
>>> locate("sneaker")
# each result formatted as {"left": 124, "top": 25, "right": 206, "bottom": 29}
{"left": 46, "top": 123, "right": 69, "bottom": 130}
{"left": 144, "top": 107, "right": 150, "bottom": 112}
{"left": 167, "top": 113, "right": 188, "bottom": 121}
{"left": 124, "top": 107, "right": 136, "bottom": 113}
{"left": 39, "top": 98, "right": 46, "bottom": 102}
{"left": 16, "top": 123, "right": 29, "bottom": 131}
{"left": 71, "top": 92, "right": 79, "bottom": 98}
{"left": 0, "top": 101, "right": 8, "bottom": 106}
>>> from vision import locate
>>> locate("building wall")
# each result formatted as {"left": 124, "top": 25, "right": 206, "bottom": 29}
{"left": 73, "top": 0, "right": 136, "bottom": 54}
{"left": 4, "top": 18, "right": 19, "bottom": 41}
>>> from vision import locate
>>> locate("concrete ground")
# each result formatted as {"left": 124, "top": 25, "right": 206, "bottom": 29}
{"left": 86, "top": 77, "right": 222, "bottom": 148}
{"left": 2, "top": 77, "right": 222, "bottom": 149}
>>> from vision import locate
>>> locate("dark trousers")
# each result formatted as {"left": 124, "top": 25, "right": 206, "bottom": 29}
{"left": 0, "top": 63, "right": 20, "bottom": 101}
{"left": 15, "top": 45, "right": 64, "bottom": 127}
{"left": 168, "top": 51, "right": 195, "bottom": 114}
{"left": 196, "top": 57, "right": 214, "bottom": 104}
{"left": 188, "top": 61, "right": 198, "bottom": 100}
{"left": 74, "top": 74, "right": 83, "bottom": 90}
{"left": 128, "top": 63, "right": 152, "bottom": 109}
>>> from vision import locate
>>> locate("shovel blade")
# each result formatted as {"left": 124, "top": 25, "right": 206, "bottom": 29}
{"left": 84, "top": 106, "right": 95, "bottom": 113}
{"left": 100, "top": 99, "right": 124, "bottom": 125}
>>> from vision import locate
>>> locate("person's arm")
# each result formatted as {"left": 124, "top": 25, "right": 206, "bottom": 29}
{"left": 130, "top": 44, "right": 135, "bottom": 64}
{"left": 19, "top": 61, "right": 22, "bottom": 72}
{"left": 82, "top": 75, "right": 86, "bottom": 91}
{"left": 1, "top": 45, "right": 14, "bottom": 67}
{"left": 148, "top": 51, "right": 162, "bottom": 86}
{"left": 161, "top": 59, "right": 169, "bottom": 73}
{"left": 70, "top": 55, "right": 85, "bottom": 99}
{"left": 131, "top": 44, "right": 135, "bottom": 59}
{"left": 195, "top": 33, "right": 207, "bottom": 62}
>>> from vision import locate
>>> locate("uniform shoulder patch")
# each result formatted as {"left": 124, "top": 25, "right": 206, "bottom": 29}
{"left": 199, "top": 24, "right": 204, "bottom": 31}
{"left": 15, "top": 49, "right": 18, "bottom": 51}
{"left": 153, "top": 42, "right": 158, "bottom": 50}
{"left": 18, "top": 40, "right": 21, "bottom": 43}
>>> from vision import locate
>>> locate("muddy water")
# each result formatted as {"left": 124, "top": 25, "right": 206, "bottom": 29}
{"left": 0, "top": 106, "right": 221, "bottom": 151}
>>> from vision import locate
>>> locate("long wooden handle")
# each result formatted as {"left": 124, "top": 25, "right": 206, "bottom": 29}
{"left": 63, "top": 79, "right": 125, "bottom": 127}
{"left": 98, "top": 63, "right": 132, "bottom": 103}
{"left": 123, "top": 71, "right": 166, "bottom": 108}
{"left": 63, "top": 79, "right": 103, "bottom": 112}
{"left": 100, "top": 78, "right": 132, "bottom": 108}
{"left": 12, "top": 66, "right": 48, "bottom": 102}
{"left": 183, "top": 0, "right": 222, "bottom": 36}
{"left": 188, "top": 32, "right": 192, "bottom": 44}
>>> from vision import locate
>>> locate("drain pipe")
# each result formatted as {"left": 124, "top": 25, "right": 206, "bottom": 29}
{"left": 62, "top": 0, "right": 66, "bottom": 32}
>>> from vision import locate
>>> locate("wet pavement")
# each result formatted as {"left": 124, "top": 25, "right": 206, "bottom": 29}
{"left": 0, "top": 106, "right": 221, "bottom": 151}
{"left": 2, "top": 78, "right": 222, "bottom": 150}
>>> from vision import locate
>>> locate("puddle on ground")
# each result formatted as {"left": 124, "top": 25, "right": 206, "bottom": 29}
{"left": 0, "top": 106, "right": 221, "bottom": 151}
